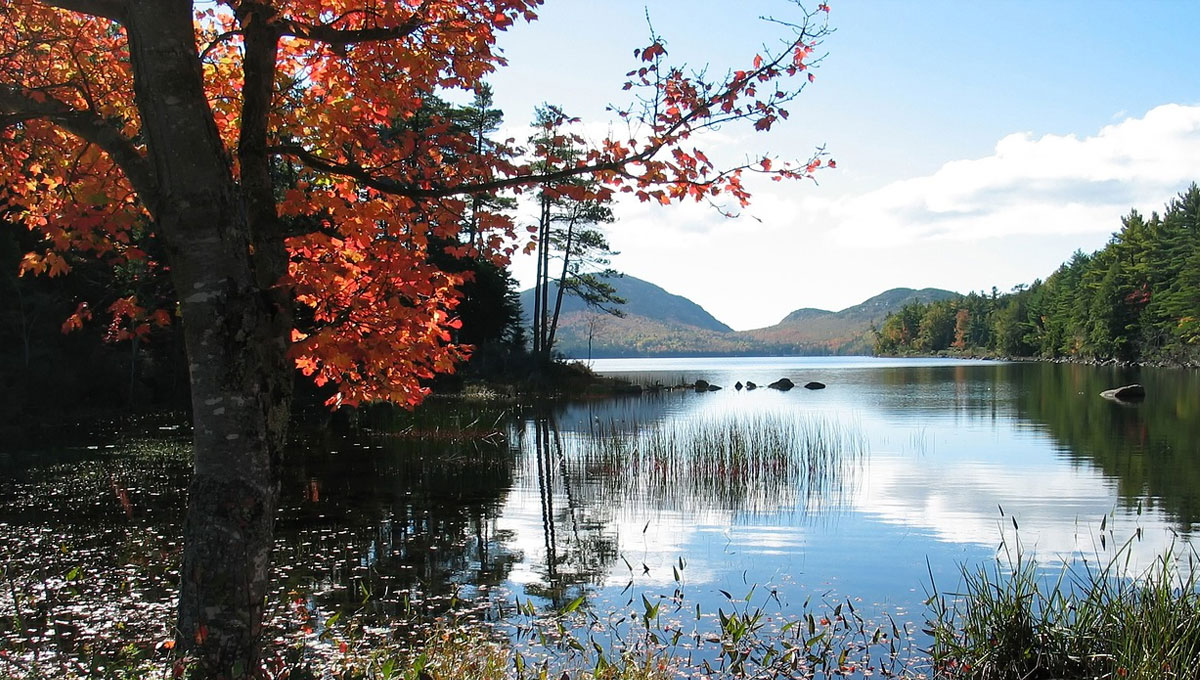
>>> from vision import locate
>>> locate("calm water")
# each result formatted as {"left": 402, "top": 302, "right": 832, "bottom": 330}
{"left": 3, "top": 357, "right": 1199, "bottom": 671}
{"left": 504, "top": 358, "right": 1200, "bottom": 633}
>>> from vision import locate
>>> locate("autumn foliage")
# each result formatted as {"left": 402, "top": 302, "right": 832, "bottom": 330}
{"left": 1, "top": 0, "right": 832, "bottom": 408}
{"left": 2, "top": 1, "right": 835, "bottom": 675}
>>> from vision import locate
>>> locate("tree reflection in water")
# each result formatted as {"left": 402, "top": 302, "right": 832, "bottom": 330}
{"left": 520, "top": 411, "right": 620, "bottom": 609}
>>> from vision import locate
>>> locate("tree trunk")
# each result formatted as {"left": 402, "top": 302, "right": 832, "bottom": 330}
{"left": 537, "top": 195, "right": 553, "bottom": 365}
{"left": 124, "top": 2, "right": 293, "bottom": 676}
{"left": 173, "top": 257, "right": 291, "bottom": 678}
{"left": 545, "top": 214, "right": 577, "bottom": 356}
{"left": 531, "top": 197, "right": 545, "bottom": 358}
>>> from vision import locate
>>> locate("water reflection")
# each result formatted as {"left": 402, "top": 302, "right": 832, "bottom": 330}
{"left": 498, "top": 406, "right": 867, "bottom": 606}
{"left": 1012, "top": 363, "right": 1200, "bottom": 528}
{"left": 580, "top": 359, "right": 1199, "bottom": 572}
{"left": 513, "top": 413, "right": 620, "bottom": 607}
{"left": 275, "top": 417, "right": 523, "bottom": 611}
{"left": 3, "top": 359, "right": 1200, "bottom": 671}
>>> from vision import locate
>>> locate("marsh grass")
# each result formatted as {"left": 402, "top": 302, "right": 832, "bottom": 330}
{"left": 926, "top": 528, "right": 1200, "bottom": 679}
{"left": 484, "top": 549, "right": 915, "bottom": 680}
{"left": 574, "top": 413, "right": 867, "bottom": 513}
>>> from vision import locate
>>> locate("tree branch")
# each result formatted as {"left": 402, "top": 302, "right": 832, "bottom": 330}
{"left": 275, "top": 0, "right": 433, "bottom": 47}
{"left": 0, "top": 86, "right": 159, "bottom": 212}
{"left": 36, "top": 0, "right": 126, "bottom": 23}
{"left": 271, "top": 143, "right": 647, "bottom": 200}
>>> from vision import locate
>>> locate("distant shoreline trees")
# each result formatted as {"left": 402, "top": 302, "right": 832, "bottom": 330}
{"left": 875, "top": 184, "right": 1200, "bottom": 364}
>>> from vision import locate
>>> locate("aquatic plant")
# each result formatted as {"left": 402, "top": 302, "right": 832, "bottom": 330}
{"left": 571, "top": 412, "right": 867, "bottom": 515}
{"left": 492, "top": 554, "right": 916, "bottom": 680}
{"left": 926, "top": 524, "right": 1200, "bottom": 679}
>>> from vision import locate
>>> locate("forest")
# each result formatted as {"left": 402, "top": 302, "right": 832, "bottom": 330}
{"left": 874, "top": 184, "right": 1200, "bottom": 364}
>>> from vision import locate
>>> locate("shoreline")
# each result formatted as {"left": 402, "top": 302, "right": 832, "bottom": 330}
{"left": 569, "top": 351, "right": 1200, "bottom": 371}
{"left": 874, "top": 350, "right": 1200, "bottom": 370}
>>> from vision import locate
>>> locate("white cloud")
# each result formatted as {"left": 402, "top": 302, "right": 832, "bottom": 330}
{"left": 511, "top": 104, "right": 1200, "bottom": 330}
{"left": 828, "top": 103, "right": 1200, "bottom": 246}
{"left": 857, "top": 451, "right": 1186, "bottom": 573}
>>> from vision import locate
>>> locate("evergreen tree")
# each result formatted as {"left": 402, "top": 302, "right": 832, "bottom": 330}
{"left": 528, "top": 105, "right": 624, "bottom": 364}
{"left": 874, "top": 184, "right": 1200, "bottom": 364}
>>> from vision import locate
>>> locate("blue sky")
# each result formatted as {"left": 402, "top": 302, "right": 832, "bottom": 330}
{"left": 487, "top": 1, "right": 1200, "bottom": 330}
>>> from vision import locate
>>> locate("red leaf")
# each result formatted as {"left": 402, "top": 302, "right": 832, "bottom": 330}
{"left": 641, "top": 42, "right": 666, "bottom": 61}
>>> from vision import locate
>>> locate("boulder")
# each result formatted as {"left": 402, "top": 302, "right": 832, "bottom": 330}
{"left": 735, "top": 381, "right": 743, "bottom": 391}
{"left": 804, "top": 381, "right": 826, "bottom": 390}
{"left": 707, "top": 384, "right": 722, "bottom": 391}
{"left": 1100, "top": 384, "right": 1146, "bottom": 402}
{"left": 745, "top": 381, "right": 758, "bottom": 390}
{"left": 694, "top": 379, "right": 710, "bottom": 390}
{"left": 768, "top": 378, "right": 794, "bottom": 391}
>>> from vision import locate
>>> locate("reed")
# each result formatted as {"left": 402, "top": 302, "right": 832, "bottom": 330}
{"left": 573, "top": 412, "right": 867, "bottom": 514}
{"left": 926, "top": 529, "right": 1200, "bottom": 679}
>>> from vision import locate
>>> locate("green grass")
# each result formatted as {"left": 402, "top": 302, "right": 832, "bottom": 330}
{"left": 926, "top": 530, "right": 1200, "bottom": 679}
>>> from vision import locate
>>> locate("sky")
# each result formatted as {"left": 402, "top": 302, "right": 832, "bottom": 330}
{"left": 485, "top": 1, "right": 1200, "bottom": 331}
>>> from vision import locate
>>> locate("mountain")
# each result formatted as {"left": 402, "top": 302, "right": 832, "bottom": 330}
{"left": 833, "top": 287, "right": 960, "bottom": 322}
{"left": 745, "top": 288, "right": 960, "bottom": 354}
{"left": 519, "top": 275, "right": 958, "bottom": 358}
{"left": 780, "top": 308, "right": 830, "bottom": 323}
{"left": 519, "top": 275, "right": 732, "bottom": 334}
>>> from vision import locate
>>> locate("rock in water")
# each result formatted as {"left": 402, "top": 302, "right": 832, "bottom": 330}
{"left": 1100, "top": 384, "right": 1145, "bottom": 401}
{"left": 694, "top": 379, "right": 710, "bottom": 391}
{"left": 745, "top": 381, "right": 758, "bottom": 390}
{"left": 735, "top": 381, "right": 744, "bottom": 391}
{"left": 804, "top": 381, "right": 826, "bottom": 390}
{"left": 768, "top": 378, "right": 794, "bottom": 391}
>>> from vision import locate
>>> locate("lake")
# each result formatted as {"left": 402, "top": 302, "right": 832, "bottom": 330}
{"left": 3, "top": 356, "right": 1199, "bottom": 674}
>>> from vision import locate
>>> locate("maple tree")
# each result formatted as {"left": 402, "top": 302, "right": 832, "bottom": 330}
{"left": 0, "top": 0, "right": 832, "bottom": 676}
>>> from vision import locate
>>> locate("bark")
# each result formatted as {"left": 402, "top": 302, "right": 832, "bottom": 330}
{"left": 123, "top": 1, "right": 292, "bottom": 676}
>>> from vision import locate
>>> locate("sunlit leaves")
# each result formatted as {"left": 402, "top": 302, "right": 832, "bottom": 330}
{"left": 284, "top": 210, "right": 471, "bottom": 407}
{"left": 3, "top": 0, "right": 833, "bottom": 408}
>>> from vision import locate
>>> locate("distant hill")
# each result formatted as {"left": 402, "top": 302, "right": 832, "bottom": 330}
{"left": 780, "top": 308, "right": 830, "bottom": 323}
{"left": 834, "top": 287, "right": 960, "bottom": 322}
{"left": 519, "top": 275, "right": 732, "bottom": 334}
{"left": 519, "top": 276, "right": 958, "bottom": 358}
{"left": 746, "top": 288, "right": 960, "bottom": 354}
